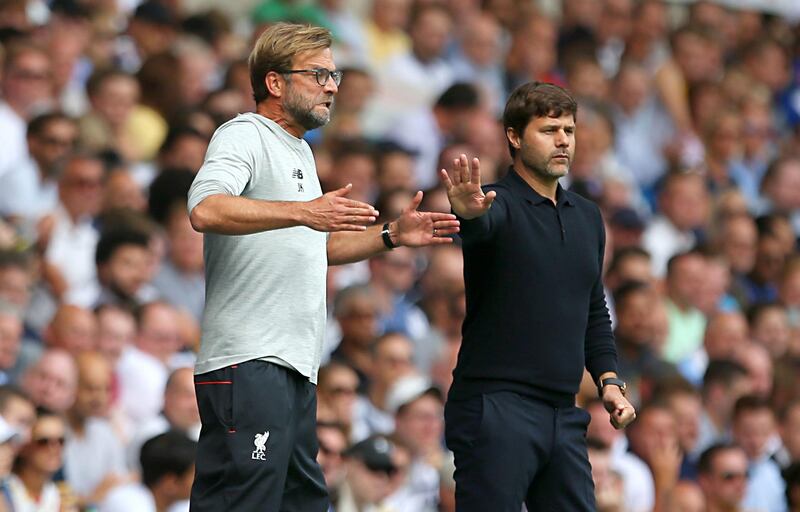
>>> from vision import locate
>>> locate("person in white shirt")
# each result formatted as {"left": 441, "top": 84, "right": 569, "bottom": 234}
{"left": 64, "top": 352, "right": 128, "bottom": 508}
{"left": 8, "top": 409, "right": 66, "bottom": 512}
{"left": 126, "top": 368, "right": 200, "bottom": 471}
{"left": 0, "top": 40, "right": 55, "bottom": 182}
{"left": 44, "top": 153, "right": 105, "bottom": 308}
{"left": 0, "top": 112, "right": 77, "bottom": 224}
{"left": 101, "top": 430, "right": 195, "bottom": 512}
{"left": 117, "top": 302, "right": 184, "bottom": 431}
{"left": 732, "top": 395, "right": 787, "bottom": 512}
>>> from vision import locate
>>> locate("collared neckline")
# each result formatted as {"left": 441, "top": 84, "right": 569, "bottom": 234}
{"left": 504, "top": 167, "right": 574, "bottom": 207}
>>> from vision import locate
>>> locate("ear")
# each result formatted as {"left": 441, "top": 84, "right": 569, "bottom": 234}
{"left": 506, "top": 127, "right": 521, "bottom": 150}
{"left": 265, "top": 71, "right": 283, "bottom": 98}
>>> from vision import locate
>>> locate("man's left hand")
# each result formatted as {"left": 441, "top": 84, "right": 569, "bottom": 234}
{"left": 602, "top": 386, "right": 636, "bottom": 429}
{"left": 391, "top": 191, "right": 460, "bottom": 247}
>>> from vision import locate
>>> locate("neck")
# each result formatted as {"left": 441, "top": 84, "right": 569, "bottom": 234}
{"left": 368, "top": 383, "right": 388, "bottom": 410}
{"left": 256, "top": 103, "right": 304, "bottom": 139}
{"left": 152, "top": 488, "right": 171, "bottom": 512}
{"left": 513, "top": 163, "right": 559, "bottom": 202}
{"left": 67, "top": 409, "right": 87, "bottom": 435}
{"left": 19, "top": 466, "right": 48, "bottom": 499}
{"left": 340, "top": 341, "right": 372, "bottom": 372}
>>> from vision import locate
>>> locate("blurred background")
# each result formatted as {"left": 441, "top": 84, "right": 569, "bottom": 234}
{"left": 0, "top": 0, "right": 799, "bottom": 510}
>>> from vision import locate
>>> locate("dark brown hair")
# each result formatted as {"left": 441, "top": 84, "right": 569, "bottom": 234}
{"left": 502, "top": 81, "right": 577, "bottom": 157}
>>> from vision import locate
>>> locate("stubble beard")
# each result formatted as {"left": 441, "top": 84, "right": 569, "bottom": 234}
{"left": 520, "top": 146, "right": 570, "bottom": 182}
{"left": 284, "top": 84, "right": 333, "bottom": 131}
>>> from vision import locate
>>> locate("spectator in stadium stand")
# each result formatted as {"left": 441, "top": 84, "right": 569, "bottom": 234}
{"left": 44, "top": 152, "right": 105, "bottom": 308}
{"left": 613, "top": 280, "right": 675, "bottom": 406}
{"left": 63, "top": 352, "right": 127, "bottom": 508}
{"left": 626, "top": 402, "right": 683, "bottom": 512}
{"left": 100, "top": 430, "right": 196, "bottom": 512}
{"left": 335, "top": 434, "right": 406, "bottom": 512}
{"left": 315, "top": 420, "right": 348, "bottom": 506}
{"left": 367, "top": 246, "right": 430, "bottom": 344}
{"left": 0, "top": 112, "right": 77, "bottom": 222}
{"left": 0, "top": 386, "right": 35, "bottom": 445}
{"left": 0, "top": 302, "right": 23, "bottom": 387}
{"left": 731, "top": 395, "right": 787, "bottom": 512}
{"left": 94, "top": 304, "right": 135, "bottom": 369}
{"left": 42, "top": 304, "right": 97, "bottom": 357}
{"left": 351, "top": 332, "right": 414, "bottom": 442}
{"left": 0, "top": 40, "right": 56, "bottom": 182}
{"left": 695, "top": 360, "right": 752, "bottom": 457}
{"left": 385, "top": 374, "right": 446, "bottom": 511}
{"left": 678, "top": 310, "right": 749, "bottom": 387}
{"left": 126, "top": 367, "right": 200, "bottom": 471}
{"left": 662, "top": 250, "right": 708, "bottom": 364}
{"left": 386, "top": 82, "right": 481, "bottom": 190}
{"left": 21, "top": 348, "right": 78, "bottom": 414}
{"left": 748, "top": 302, "right": 793, "bottom": 359}
{"left": 733, "top": 342, "right": 774, "bottom": 400}
{"left": 439, "top": 81, "right": 634, "bottom": 511}
{"left": 94, "top": 228, "right": 157, "bottom": 311}
{"left": 697, "top": 443, "right": 750, "bottom": 512}
{"left": 116, "top": 301, "right": 183, "bottom": 430}
{"left": 655, "top": 377, "right": 703, "bottom": 479}
{"left": 316, "top": 362, "right": 359, "bottom": 442}
{"left": 585, "top": 437, "right": 625, "bottom": 512}
{"left": 642, "top": 172, "right": 710, "bottom": 279}
{"left": 329, "top": 285, "right": 381, "bottom": 393}
{"left": 151, "top": 202, "right": 205, "bottom": 322}
{"left": 7, "top": 409, "right": 67, "bottom": 512}
{"left": 78, "top": 68, "right": 143, "bottom": 163}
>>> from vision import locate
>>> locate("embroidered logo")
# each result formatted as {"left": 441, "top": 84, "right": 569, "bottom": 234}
{"left": 291, "top": 169, "right": 304, "bottom": 180}
{"left": 252, "top": 431, "right": 269, "bottom": 461}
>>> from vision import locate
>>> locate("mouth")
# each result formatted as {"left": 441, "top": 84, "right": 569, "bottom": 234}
{"left": 552, "top": 154, "right": 570, "bottom": 162}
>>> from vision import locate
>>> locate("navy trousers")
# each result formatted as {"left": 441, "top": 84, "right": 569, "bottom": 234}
{"left": 190, "top": 360, "right": 329, "bottom": 512}
{"left": 445, "top": 390, "right": 595, "bottom": 512}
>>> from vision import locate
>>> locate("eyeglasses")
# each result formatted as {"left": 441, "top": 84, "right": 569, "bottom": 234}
{"left": 279, "top": 68, "right": 342, "bottom": 87}
{"left": 33, "top": 436, "right": 65, "bottom": 448}
{"left": 719, "top": 470, "right": 748, "bottom": 481}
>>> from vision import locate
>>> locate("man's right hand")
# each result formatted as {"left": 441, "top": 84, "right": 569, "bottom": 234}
{"left": 439, "top": 154, "right": 496, "bottom": 220}
{"left": 301, "top": 184, "right": 379, "bottom": 232}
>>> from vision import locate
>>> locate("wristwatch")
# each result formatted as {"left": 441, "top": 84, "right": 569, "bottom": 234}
{"left": 598, "top": 377, "right": 627, "bottom": 398}
{"left": 381, "top": 222, "right": 398, "bottom": 250}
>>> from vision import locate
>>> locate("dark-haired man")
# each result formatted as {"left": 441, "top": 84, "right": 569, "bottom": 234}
{"left": 100, "top": 430, "right": 196, "bottom": 512}
{"left": 439, "top": 81, "right": 635, "bottom": 511}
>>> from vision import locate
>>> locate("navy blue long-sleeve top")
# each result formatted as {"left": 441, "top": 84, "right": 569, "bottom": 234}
{"left": 449, "top": 168, "right": 618, "bottom": 406}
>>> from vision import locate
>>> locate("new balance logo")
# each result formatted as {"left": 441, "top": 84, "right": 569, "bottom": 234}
{"left": 291, "top": 169, "right": 304, "bottom": 180}
{"left": 252, "top": 431, "right": 269, "bottom": 461}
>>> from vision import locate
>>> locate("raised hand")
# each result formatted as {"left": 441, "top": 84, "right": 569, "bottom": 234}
{"left": 393, "top": 191, "right": 459, "bottom": 247}
{"left": 439, "top": 154, "right": 496, "bottom": 220}
{"left": 302, "top": 184, "right": 379, "bottom": 232}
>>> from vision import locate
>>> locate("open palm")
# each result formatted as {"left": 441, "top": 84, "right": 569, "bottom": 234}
{"left": 439, "top": 154, "right": 496, "bottom": 220}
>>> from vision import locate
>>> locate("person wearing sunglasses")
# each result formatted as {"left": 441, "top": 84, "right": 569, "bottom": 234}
{"left": 187, "top": 22, "right": 459, "bottom": 512}
{"left": 697, "top": 442, "right": 750, "bottom": 512}
{"left": 7, "top": 409, "right": 70, "bottom": 512}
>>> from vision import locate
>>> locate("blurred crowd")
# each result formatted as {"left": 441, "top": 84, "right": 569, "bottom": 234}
{"left": 0, "top": 0, "right": 798, "bottom": 511}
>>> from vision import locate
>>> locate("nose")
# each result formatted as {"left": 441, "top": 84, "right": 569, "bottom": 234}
{"left": 323, "top": 77, "right": 338, "bottom": 94}
{"left": 555, "top": 129, "right": 570, "bottom": 147}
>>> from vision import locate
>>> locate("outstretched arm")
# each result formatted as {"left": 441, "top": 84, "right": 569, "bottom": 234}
{"left": 327, "top": 190, "right": 459, "bottom": 265}
{"left": 190, "top": 184, "right": 379, "bottom": 235}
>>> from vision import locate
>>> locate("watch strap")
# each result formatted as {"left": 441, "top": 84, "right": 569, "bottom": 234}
{"left": 381, "top": 222, "right": 398, "bottom": 250}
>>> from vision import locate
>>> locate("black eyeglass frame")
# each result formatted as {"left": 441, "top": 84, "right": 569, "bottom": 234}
{"left": 278, "top": 68, "right": 343, "bottom": 87}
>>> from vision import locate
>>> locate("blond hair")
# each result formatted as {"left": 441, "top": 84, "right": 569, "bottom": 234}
{"left": 248, "top": 23, "right": 332, "bottom": 104}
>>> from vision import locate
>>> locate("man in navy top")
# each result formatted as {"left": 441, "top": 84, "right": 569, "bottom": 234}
{"left": 439, "top": 81, "right": 636, "bottom": 511}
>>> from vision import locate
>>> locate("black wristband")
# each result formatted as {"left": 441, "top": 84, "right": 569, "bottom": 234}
{"left": 381, "top": 222, "right": 398, "bottom": 250}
